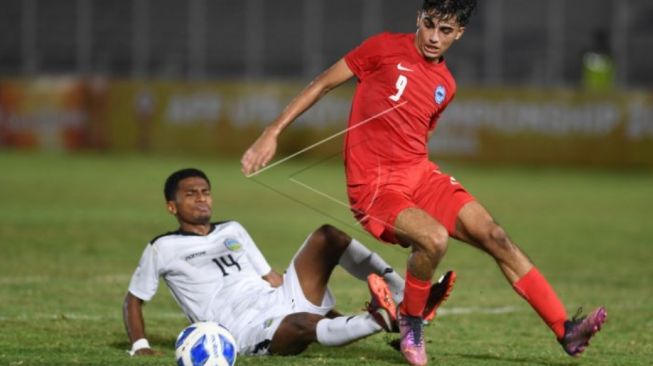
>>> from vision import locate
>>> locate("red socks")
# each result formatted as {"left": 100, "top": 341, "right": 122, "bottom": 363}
{"left": 513, "top": 267, "right": 568, "bottom": 339}
{"left": 399, "top": 266, "right": 568, "bottom": 338}
{"left": 399, "top": 271, "right": 431, "bottom": 317}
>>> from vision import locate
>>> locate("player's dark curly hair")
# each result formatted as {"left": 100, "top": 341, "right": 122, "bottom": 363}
{"left": 421, "top": 0, "right": 477, "bottom": 27}
{"left": 164, "top": 168, "right": 211, "bottom": 201}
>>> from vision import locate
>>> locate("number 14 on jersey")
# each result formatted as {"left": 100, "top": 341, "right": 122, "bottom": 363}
{"left": 212, "top": 254, "right": 241, "bottom": 276}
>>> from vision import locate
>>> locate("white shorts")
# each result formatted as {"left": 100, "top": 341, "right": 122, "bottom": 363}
{"left": 237, "top": 252, "right": 336, "bottom": 355}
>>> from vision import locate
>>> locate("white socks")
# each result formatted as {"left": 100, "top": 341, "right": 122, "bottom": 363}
{"left": 338, "top": 239, "right": 405, "bottom": 304}
{"left": 315, "top": 314, "right": 382, "bottom": 346}
{"left": 383, "top": 269, "right": 405, "bottom": 305}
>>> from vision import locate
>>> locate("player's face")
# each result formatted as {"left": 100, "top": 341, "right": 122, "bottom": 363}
{"left": 168, "top": 177, "right": 213, "bottom": 225}
{"left": 415, "top": 11, "right": 465, "bottom": 62}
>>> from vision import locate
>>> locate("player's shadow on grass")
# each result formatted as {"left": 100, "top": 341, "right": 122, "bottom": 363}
{"left": 457, "top": 353, "right": 579, "bottom": 366}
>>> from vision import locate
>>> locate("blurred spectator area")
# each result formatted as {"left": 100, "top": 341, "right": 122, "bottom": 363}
{"left": 0, "top": 0, "right": 651, "bottom": 87}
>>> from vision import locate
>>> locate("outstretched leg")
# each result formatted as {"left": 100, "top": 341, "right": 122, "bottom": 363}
{"left": 453, "top": 201, "right": 566, "bottom": 334}
{"left": 267, "top": 225, "right": 401, "bottom": 355}
{"left": 454, "top": 201, "right": 606, "bottom": 355}
{"left": 269, "top": 309, "right": 394, "bottom": 355}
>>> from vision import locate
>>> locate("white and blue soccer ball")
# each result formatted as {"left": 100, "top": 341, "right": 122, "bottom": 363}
{"left": 175, "top": 321, "right": 237, "bottom": 366}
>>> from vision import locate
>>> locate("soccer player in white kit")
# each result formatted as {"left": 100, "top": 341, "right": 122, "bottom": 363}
{"left": 123, "top": 168, "right": 456, "bottom": 357}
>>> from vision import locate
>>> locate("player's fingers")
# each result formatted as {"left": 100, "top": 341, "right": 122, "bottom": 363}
{"left": 260, "top": 154, "right": 269, "bottom": 168}
{"left": 262, "top": 150, "right": 275, "bottom": 168}
{"left": 247, "top": 156, "right": 263, "bottom": 176}
{"left": 256, "top": 155, "right": 267, "bottom": 171}
{"left": 242, "top": 147, "right": 261, "bottom": 175}
{"left": 241, "top": 151, "right": 253, "bottom": 174}
{"left": 243, "top": 143, "right": 274, "bottom": 176}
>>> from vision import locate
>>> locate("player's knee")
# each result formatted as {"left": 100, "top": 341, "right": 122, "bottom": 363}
{"left": 288, "top": 316, "right": 319, "bottom": 347}
{"left": 416, "top": 226, "right": 448, "bottom": 259}
{"left": 271, "top": 314, "right": 319, "bottom": 355}
{"left": 316, "top": 224, "right": 351, "bottom": 249}
{"left": 433, "top": 227, "right": 449, "bottom": 253}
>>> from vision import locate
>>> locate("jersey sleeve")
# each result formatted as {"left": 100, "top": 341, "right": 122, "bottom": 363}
{"left": 344, "top": 32, "right": 388, "bottom": 80}
{"left": 128, "top": 244, "right": 162, "bottom": 301}
{"left": 235, "top": 223, "right": 272, "bottom": 276}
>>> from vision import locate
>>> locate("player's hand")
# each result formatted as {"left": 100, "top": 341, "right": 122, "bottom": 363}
{"left": 134, "top": 348, "right": 162, "bottom": 356}
{"left": 263, "top": 270, "right": 284, "bottom": 287}
{"left": 241, "top": 128, "right": 278, "bottom": 176}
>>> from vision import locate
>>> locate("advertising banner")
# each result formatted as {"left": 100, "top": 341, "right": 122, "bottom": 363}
{"left": 430, "top": 89, "right": 653, "bottom": 167}
{"left": 2, "top": 79, "right": 652, "bottom": 168}
{"left": 99, "top": 81, "right": 351, "bottom": 156}
{"left": 0, "top": 78, "right": 87, "bottom": 150}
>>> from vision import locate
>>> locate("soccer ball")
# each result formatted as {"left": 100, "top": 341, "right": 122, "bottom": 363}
{"left": 175, "top": 322, "right": 237, "bottom": 366}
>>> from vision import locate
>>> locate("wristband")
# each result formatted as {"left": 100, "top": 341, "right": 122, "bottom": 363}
{"left": 128, "top": 338, "right": 151, "bottom": 356}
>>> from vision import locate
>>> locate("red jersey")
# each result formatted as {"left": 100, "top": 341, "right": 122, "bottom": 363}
{"left": 343, "top": 32, "right": 456, "bottom": 185}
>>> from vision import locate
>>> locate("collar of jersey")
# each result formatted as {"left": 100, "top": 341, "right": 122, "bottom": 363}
{"left": 176, "top": 223, "right": 216, "bottom": 237}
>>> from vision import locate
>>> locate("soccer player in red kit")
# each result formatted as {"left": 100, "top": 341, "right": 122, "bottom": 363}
{"left": 242, "top": 1, "right": 606, "bottom": 365}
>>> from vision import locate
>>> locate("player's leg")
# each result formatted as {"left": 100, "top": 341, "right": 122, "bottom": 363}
{"left": 392, "top": 207, "right": 449, "bottom": 366}
{"left": 453, "top": 201, "right": 606, "bottom": 355}
{"left": 293, "top": 224, "right": 403, "bottom": 306}
{"left": 268, "top": 313, "right": 322, "bottom": 355}
{"left": 268, "top": 309, "right": 393, "bottom": 355}
{"left": 290, "top": 224, "right": 348, "bottom": 306}
{"left": 292, "top": 225, "right": 406, "bottom": 335}
{"left": 337, "top": 235, "right": 405, "bottom": 304}
{"left": 453, "top": 201, "right": 532, "bottom": 282}
{"left": 332, "top": 221, "right": 452, "bottom": 327}
{"left": 272, "top": 226, "right": 401, "bottom": 355}
{"left": 394, "top": 207, "right": 449, "bottom": 316}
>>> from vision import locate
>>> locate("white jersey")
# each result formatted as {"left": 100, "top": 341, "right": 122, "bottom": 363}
{"left": 128, "top": 221, "right": 280, "bottom": 327}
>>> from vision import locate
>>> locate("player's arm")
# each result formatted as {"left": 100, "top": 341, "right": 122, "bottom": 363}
{"left": 262, "top": 270, "right": 284, "bottom": 287}
{"left": 241, "top": 58, "right": 354, "bottom": 176}
{"left": 123, "top": 292, "right": 159, "bottom": 356}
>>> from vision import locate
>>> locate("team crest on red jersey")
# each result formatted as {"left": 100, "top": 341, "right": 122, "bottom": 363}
{"left": 435, "top": 85, "right": 446, "bottom": 105}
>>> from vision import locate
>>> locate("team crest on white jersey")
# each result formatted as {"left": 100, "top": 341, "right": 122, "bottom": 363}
{"left": 435, "top": 85, "right": 446, "bottom": 105}
{"left": 224, "top": 238, "right": 242, "bottom": 251}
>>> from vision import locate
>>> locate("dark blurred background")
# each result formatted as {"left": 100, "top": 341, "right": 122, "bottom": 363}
{"left": 1, "top": 0, "right": 652, "bottom": 86}
{"left": 0, "top": 0, "right": 652, "bottom": 167}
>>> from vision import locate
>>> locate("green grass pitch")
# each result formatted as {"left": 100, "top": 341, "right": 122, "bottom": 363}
{"left": 0, "top": 151, "right": 651, "bottom": 365}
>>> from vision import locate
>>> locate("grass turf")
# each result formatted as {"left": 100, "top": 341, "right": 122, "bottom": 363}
{"left": 0, "top": 151, "right": 651, "bottom": 365}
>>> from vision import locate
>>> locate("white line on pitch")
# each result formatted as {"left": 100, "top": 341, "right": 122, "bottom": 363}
{"left": 0, "top": 274, "right": 131, "bottom": 285}
{"left": 0, "top": 307, "right": 520, "bottom": 322}
{"left": 0, "top": 312, "right": 186, "bottom": 322}
{"left": 437, "top": 306, "right": 520, "bottom": 317}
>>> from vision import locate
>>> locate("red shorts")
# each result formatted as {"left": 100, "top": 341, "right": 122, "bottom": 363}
{"left": 347, "top": 160, "right": 475, "bottom": 244}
